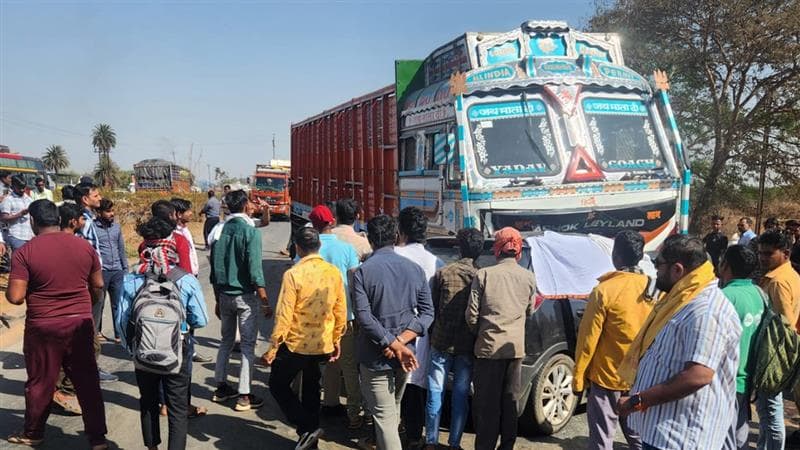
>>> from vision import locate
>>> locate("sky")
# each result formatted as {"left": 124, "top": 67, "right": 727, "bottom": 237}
{"left": 0, "top": 0, "right": 593, "bottom": 180}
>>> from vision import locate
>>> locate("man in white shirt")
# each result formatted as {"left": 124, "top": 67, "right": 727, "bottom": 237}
{"left": 0, "top": 175, "right": 34, "bottom": 253}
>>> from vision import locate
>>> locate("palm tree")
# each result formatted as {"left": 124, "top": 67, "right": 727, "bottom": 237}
{"left": 93, "top": 158, "right": 119, "bottom": 188}
{"left": 42, "top": 145, "right": 70, "bottom": 175}
{"left": 91, "top": 124, "right": 117, "bottom": 187}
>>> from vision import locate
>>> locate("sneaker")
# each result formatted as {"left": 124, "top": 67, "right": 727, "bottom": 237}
{"left": 98, "top": 370, "right": 118, "bottom": 383}
{"left": 320, "top": 404, "right": 346, "bottom": 417}
{"left": 295, "top": 428, "right": 324, "bottom": 450}
{"left": 192, "top": 353, "right": 213, "bottom": 363}
{"left": 234, "top": 394, "right": 264, "bottom": 411}
{"left": 212, "top": 383, "right": 239, "bottom": 402}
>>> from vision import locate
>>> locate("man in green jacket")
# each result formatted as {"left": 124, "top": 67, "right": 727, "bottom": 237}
{"left": 210, "top": 189, "right": 270, "bottom": 412}
{"left": 719, "top": 245, "right": 764, "bottom": 449}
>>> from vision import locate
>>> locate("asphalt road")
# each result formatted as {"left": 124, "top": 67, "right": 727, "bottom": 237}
{"left": 1, "top": 221, "right": 786, "bottom": 449}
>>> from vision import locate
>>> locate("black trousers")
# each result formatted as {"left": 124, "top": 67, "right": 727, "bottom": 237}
{"left": 269, "top": 345, "right": 327, "bottom": 435}
{"left": 472, "top": 358, "right": 522, "bottom": 450}
{"left": 135, "top": 344, "right": 190, "bottom": 450}
{"left": 400, "top": 383, "right": 426, "bottom": 441}
{"left": 203, "top": 217, "right": 220, "bottom": 246}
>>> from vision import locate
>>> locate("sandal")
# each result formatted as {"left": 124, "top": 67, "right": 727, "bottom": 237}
{"left": 52, "top": 391, "right": 82, "bottom": 415}
{"left": 7, "top": 431, "right": 44, "bottom": 446}
{"left": 188, "top": 405, "right": 207, "bottom": 418}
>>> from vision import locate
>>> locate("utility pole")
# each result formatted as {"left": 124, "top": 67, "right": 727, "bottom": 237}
{"left": 207, "top": 164, "right": 212, "bottom": 187}
{"left": 272, "top": 133, "right": 276, "bottom": 160}
{"left": 755, "top": 124, "right": 771, "bottom": 233}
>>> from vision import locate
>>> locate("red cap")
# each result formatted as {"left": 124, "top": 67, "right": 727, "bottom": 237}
{"left": 309, "top": 205, "right": 335, "bottom": 230}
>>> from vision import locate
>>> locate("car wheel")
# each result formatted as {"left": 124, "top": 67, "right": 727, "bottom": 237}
{"left": 521, "top": 353, "right": 577, "bottom": 435}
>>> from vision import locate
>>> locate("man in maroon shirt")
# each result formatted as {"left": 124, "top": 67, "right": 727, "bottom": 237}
{"left": 5, "top": 199, "right": 108, "bottom": 449}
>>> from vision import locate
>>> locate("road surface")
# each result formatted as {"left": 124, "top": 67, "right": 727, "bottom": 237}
{"left": 0, "top": 221, "right": 794, "bottom": 449}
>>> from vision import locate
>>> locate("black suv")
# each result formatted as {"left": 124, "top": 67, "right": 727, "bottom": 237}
{"left": 426, "top": 237, "right": 586, "bottom": 435}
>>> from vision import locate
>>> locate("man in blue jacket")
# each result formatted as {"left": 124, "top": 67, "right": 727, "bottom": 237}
{"left": 352, "top": 214, "right": 434, "bottom": 450}
{"left": 95, "top": 198, "right": 128, "bottom": 342}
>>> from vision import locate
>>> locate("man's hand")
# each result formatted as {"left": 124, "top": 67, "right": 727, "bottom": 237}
{"left": 394, "top": 345, "right": 418, "bottom": 372}
{"left": 262, "top": 348, "right": 277, "bottom": 365}
{"left": 329, "top": 343, "right": 341, "bottom": 363}
{"left": 0, "top": 242, "right": 6, "bottom": 256}
{"left": 262, "top": 303, "right": 273, "bottom": 318}
{"left": 382, "top": 347, "right": 395, "bottom": 360}
{"left": 389, "top": 340, "right": 418, "bottom": 372}
{"left": 616, "top": 396, "right": 634, "bottom": 418}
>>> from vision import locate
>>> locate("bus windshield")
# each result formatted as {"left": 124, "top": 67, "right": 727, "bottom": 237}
{"left": 582, "top": 98, "right": 666, "bottom": 172}
{"left": 467, "top": 99, "right": 561, "bottom": 178}
{"left": 255, "top": 176, "right": 286, "bottom": 192}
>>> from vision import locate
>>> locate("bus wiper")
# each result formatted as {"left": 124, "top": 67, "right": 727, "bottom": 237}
{"left": 521, "top": 92, "right": 552, "bottom": 172}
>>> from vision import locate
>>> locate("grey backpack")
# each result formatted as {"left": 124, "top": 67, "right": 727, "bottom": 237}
{"left": 126, "top": 268, "right": 188, "bottom": 375}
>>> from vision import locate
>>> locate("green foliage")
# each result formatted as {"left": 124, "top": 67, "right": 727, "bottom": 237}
{"left": 588, "top": 0, "right": 800, "bottom": 230}
{"left": 91, "top": 123, "right": 118, "bottom": 187}
{"left": 42, "top": 145, "right": 70, "bottom": 174}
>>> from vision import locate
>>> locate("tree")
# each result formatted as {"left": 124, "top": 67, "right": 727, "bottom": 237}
{"left": 91, "top": 123, "right": 118, "bottom": 187}
{"left": 93, "top": 158, "right": 121, "bottom": 189}
{"left": 42, "top": 145, "right": 70, "bottom": 175}
{"left": 589, "top": 0, "right": 800, "bottom": 230}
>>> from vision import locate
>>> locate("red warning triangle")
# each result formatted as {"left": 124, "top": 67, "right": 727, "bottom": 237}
{"left": 564, "top": 146, "right": 605, "bottom": 183}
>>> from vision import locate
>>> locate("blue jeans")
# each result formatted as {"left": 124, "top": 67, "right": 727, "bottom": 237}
{"left": 756, "top": 391, "right": 784, "bottom": 450}
{"left": 425, "top": 348, "right": 473, "bottom": 447}
{"left": 98, "top": 269, "right": 126, "bottom": 337}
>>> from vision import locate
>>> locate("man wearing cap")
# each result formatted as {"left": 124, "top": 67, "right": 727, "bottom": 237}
{"left": 466, "top": 227, "right": 537, "bottom": 450}
{"left": 300, "top": 205, "right": 365, "bottom": 427}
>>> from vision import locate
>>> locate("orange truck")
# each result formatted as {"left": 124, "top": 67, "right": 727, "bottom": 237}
{"left": 250, "top": 160, "right": 291, "bottom": 218}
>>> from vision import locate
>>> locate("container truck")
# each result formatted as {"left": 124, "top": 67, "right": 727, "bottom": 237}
{"left": 290, "top": 20, "right": 690, "bottom": 251}
{"left": 250, "top": 160, "right": 291, "bottom": 218}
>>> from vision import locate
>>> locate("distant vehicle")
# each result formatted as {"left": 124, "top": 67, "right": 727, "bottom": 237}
{"left": 291, "top": 20, "right": 690, "bottom": 250}
{"left": 250, "top": 161, "right": 291, "bottom": 218}
{"left": 0, "top": 152, "right": 51, "bottom": 188}
{"left": 133, "top": 158, "right": 193, "bottom": 193}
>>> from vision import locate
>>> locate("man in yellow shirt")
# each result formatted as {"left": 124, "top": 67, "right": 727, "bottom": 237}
{"left": 573, "top": 230, "right": 654, "bottom": 450}
{"left": 265, "top": 227, "right": 347, "bottom": 450}
{"left": 757, "top": 230, "right": 800, "bottom": 448}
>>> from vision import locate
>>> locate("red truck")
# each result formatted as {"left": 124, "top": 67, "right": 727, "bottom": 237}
{"left": 250, "top": 162, "right": 291, "bottom": 218}
{"left": 290, "top": 85, "right": 397, "bottom": 224}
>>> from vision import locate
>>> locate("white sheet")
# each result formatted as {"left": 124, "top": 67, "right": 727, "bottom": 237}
{"left": 525, "top": 231, "right": 615, "bottom": 298}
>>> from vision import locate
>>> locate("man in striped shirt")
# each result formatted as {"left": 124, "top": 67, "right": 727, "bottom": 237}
{"left": 617, "top": 235, "right": 741, "bottom": 450}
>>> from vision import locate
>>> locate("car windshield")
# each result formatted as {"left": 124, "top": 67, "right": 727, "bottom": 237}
{"left": 582, "top": 98, "right": 665, "bottom": 172}
{"left": 255, "top": 176, "right": 285, "bottom": 192}
{"left": 467, "top": 99, "right": 561, "bottom": 178}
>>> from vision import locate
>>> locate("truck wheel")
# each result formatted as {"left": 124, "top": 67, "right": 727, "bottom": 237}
{"left": 521, "top": 353, "right": 577, "bottom": 435}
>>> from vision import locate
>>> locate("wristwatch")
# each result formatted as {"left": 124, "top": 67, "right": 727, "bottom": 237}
{"left": 629, "top": 393, "right": 647, "bottom": 412}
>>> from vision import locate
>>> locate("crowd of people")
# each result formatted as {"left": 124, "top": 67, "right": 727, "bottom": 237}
{"left": 1, "top": 173, "right": 799, "bottom": 450}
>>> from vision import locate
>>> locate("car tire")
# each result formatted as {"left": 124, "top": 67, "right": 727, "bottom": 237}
{"left": 520, "top": 353, "right": 578, "bottom": 435}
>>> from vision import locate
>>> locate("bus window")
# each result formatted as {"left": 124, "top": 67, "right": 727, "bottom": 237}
{"left": 582, "top": 97, "right": 665, "bottom": 172}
